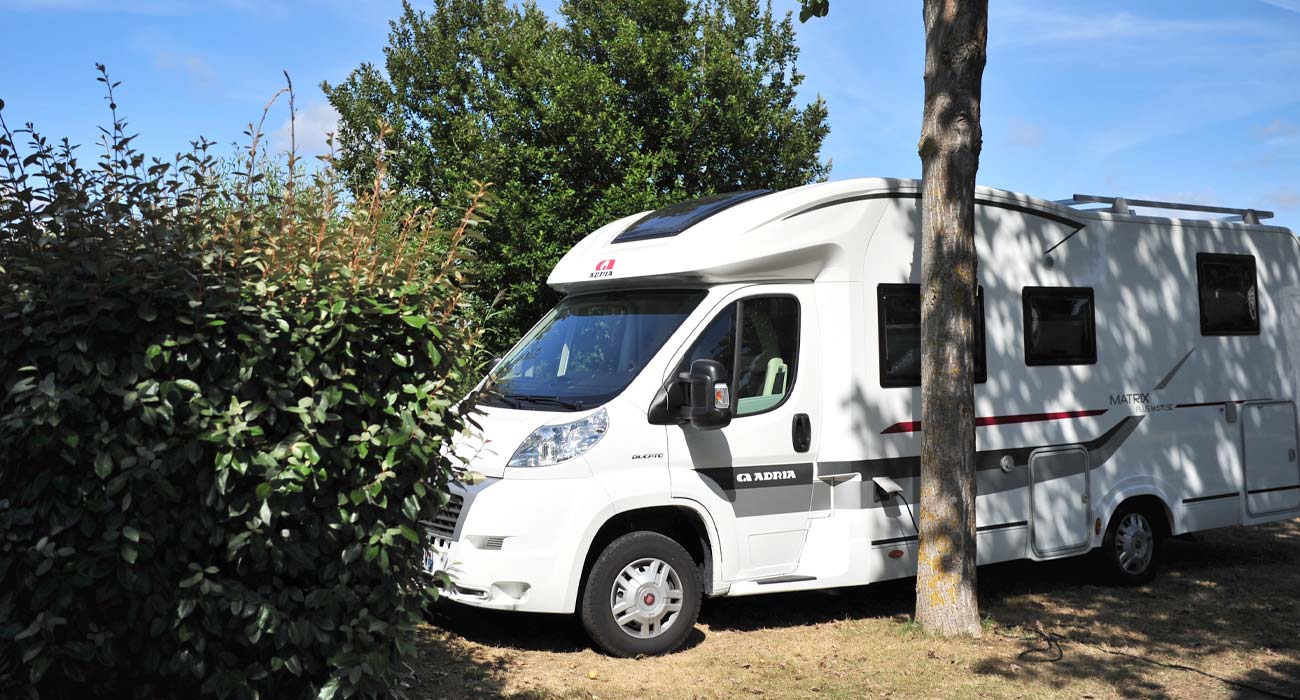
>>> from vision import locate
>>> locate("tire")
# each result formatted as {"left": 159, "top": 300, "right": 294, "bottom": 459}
{"left": 580, "top": 531, "right": 702, "bottom": 657}
{"left": 1100, "top": 503, "right": 1162, "bottom": 585}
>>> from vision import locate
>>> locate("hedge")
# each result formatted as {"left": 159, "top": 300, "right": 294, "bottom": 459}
{"left": 0, "top": 74, "right": 487, "bottom": 699}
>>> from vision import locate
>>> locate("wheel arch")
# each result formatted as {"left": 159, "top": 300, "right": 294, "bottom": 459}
{"left": 1098, "top": 488, "right": 1175, "bottom": 543}
{"left": 574, "top": 501, "right": 722, "bottom": 609}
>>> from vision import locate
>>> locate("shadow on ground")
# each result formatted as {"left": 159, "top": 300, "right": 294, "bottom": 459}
{"left": 415, "top": 519, "right": 1300, "bottom": 699}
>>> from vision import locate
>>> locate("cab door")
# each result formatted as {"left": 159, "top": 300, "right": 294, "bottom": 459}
{"left": 665, "top": 286, "right": 820, "bottom": 581}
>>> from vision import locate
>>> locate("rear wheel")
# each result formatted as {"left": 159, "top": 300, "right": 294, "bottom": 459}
{"left": 1101, "top": 504, "right": 1162, "bottom": 585}
{"left": 580, "top": 531, "right": 701, "bottom": 657}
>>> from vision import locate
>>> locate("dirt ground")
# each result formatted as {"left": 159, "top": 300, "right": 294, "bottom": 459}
{"left": 407, "top": 519, "right": 1300, "bottom": 700}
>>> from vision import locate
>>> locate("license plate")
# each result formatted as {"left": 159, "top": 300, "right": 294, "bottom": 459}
{"left": 421, "top": 546, "right": 449, "bottom": 576}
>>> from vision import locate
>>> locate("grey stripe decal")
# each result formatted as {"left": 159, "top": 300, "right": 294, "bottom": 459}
{"left": 827, "top": 415, "right": 1144, "bottom": 510}
{"left": 696, "top": 463, "right": 813, "bottom": 490}
{"left": 693, "top": 415, "right": 1144, "bottom": 517}
{"left": 695, "top": 464, "right": 814, "bottom": 518}
{"left": 1154, "top": 347, "right": 1196, "bottom": 390}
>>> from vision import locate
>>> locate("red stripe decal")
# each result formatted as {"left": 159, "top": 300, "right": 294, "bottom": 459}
{"left": 881, "top": 409, "right": 1108, "bottom": 435}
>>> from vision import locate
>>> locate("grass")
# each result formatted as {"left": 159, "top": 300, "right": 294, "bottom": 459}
{"left": 406, "top": 519, "right": 1300, "bottom": 700}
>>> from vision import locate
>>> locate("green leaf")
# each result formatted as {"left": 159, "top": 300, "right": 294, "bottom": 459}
{"left": 94, "top": 452, "right": 113, "bottom": 479}
{"left": 398, "top": 525, "right": 419, "bottom": 544}
{"left": 122, "top": 526, "right": 140, "bottom": 543}
{"left": 120, "top": 543, "right": 138, "bottom": 564}
{"left": 401, "top": 314, "right": 428, "bottom": 329}
{"left": 318, "top": 677, "right": 341, "bottom": 700}
{"left": 174, "top": 379, "right": 200, "bottom": 393}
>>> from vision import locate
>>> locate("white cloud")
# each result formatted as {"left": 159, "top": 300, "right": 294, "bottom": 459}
{"left": 1259, "top": 0, "right": 1300, "bottom": 15}
{"left": 153, "top": 48, "right": 219, "bottom": 89}
{"left": 1256, "top": 118, "right": 1300, "bottom": 145}
{"left": 272, "top": 101, "right": 339, "bottom": 157}
{"left": 1006, "top": 119, "right": 1045, "bottom": 148}
{"left": 994, "top": 5, "right": 1277, "bottom": 46}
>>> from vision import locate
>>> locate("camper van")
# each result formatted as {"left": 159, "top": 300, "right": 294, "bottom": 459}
{"left": 423, "top": 178, "right": 1300, "bottom": 656}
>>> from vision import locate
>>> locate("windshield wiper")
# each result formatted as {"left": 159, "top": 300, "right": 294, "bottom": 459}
{"left": 503, "top": 394, "right": 584, "bottom": 411}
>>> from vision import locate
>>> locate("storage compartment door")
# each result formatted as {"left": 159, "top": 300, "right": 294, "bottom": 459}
{"left": 1243, "top": 402, "right": 1300, "bottom": 515}
{"left": 1030, "top": 447, "right": 1090, "bottom": 556}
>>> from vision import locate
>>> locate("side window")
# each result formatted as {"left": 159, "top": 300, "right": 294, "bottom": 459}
{"left": 678, "top": 296, "right": 800, "bottom": 417}
{"left": 877, "top": 284, "right": 986, "bottom": 387}
{"left": 679, "top": 304, "right": 736, "bottom": 374}
{"left": 735, "top": 298, "right": 800, "bottom": 415}
{"left": 1022, "top": 287, "right": 1096, "bottom": 366}
{"left": 1196, "top": 253, "right": 1259, "bottom": 336}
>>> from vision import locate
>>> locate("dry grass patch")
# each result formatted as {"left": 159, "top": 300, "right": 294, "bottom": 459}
{"left": 408, "top": 519, "right": 1300, "bottom": 700}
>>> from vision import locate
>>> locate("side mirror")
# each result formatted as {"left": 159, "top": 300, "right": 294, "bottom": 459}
{"left": 676, "top": 359, "right": 732, "bottom": 430}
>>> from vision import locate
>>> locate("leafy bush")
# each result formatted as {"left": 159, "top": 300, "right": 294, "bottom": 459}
{"left": 0, "top": 71, "right": 487, "bottom": 699}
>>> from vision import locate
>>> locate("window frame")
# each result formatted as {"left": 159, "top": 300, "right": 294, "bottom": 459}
{"left": 1021, "top": 286, "right": 1097, "bottom": 367}
{"left": 673, "top": 294, "right": 802, "bottom": 419}
{"left": 1195, "top": 252, "right": 1261, "bottom": 337}
{"left": 876, "top": 283, "right": 987, "bottom": 388}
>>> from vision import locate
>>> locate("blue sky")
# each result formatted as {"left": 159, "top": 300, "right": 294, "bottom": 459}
{"left": 3, "top": 0, "right": 1298, "bottom": 228}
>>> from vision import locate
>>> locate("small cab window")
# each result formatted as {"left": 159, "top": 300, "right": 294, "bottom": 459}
{"left": 877, "top": 284, "right": 986, "bottom": 387}
{"left": 1022, "top": 287, "right": 1096, "bottom": 366}
{"left": 678, "top": 296, "right": 800, "bottom": 416}
{"left": 1197, "top": 253, "right": 1259, "bottom": 335}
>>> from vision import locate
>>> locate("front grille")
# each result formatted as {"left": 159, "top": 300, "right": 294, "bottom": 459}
{"left": 425, "top": 491, "right": 465, "bottom": 542}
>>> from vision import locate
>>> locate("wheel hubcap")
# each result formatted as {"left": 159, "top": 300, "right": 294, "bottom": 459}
{"left": 1114, "top": 512, "right": 1154, "bottom": 575}
{"left": 610, "top": 557, "right": 684, "bottom": 639}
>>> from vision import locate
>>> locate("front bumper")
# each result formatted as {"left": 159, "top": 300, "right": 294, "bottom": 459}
{"left": 424, "top": 475, "right": 612, "bottom": 614}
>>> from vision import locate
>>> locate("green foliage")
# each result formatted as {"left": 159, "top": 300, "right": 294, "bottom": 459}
{"left": 797, "top": 0, "right": 830, "bottom": 23}
{"left": 325, "top": 0, "right": 831, "bottom": 351}
{"left": 0, "top": 70, "right": 484, "bottom": 699}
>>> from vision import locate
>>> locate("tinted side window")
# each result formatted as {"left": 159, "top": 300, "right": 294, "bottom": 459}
{"left": 1022, "top": 287, "right": 1096, "bottom": 366}
{"left": 877, "top": 284, "right": 986, "bottom": 387}
{"left": 1197, "top": 253, "right": 1260, "bottom": 335}
{"left": 677, "top": 296, "right": 800, "bottom": 417}
{"left": 680, "top": 304, "right": 736, "bottom": 376}
{"left": 735, "top": 297, "right": 800, "bottom": 415}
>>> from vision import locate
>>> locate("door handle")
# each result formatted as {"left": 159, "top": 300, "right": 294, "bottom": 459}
{"left": 792, "top": 413, "right": 811, "bottom": 453}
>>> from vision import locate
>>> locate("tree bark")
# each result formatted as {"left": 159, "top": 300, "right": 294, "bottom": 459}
{"left": 914, "top": 0, "right": 987, "bottom": 637}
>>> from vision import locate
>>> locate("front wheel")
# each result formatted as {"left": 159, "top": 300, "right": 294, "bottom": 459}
{"left": 1100, "top": 505, "right": 1162, "bottom": 585}
{"left": 580, "top": 531, "right": 701, "bottom": 657}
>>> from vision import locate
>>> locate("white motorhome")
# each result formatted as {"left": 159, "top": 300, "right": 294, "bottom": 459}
{"left": 423, "top": 178, "right": 1300, "bottom": 656}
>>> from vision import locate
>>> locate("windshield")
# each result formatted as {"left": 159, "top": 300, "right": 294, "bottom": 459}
{"left": 482, "top": 290, "right": 707, "bottom": 411}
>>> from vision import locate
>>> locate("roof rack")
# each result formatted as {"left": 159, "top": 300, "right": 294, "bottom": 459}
{"left": 1060, "top": 194, "right": 1274, "bottom": 225}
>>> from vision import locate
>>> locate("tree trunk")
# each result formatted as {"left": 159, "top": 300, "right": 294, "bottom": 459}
{"left": 914, "top": 0, "right": 987, "bottom": 637}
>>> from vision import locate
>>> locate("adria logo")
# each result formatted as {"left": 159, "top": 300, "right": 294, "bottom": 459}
{"left": 590, "top": 259, "right": 616, "bottom": 279}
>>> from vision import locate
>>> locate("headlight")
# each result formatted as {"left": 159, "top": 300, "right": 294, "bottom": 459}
{"left": 508, "top": 408, "right": 608, "bottom": 467}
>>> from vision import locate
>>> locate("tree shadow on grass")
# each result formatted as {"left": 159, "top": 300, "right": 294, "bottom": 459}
{"left": 700, "top": 520, "right": 1300, "bottom": 700}
{"left": 970, "top": 520, "right": 1300, "bottom": 700}
{"left": 406, "top": 614, "right": 552, "bottom": 700}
